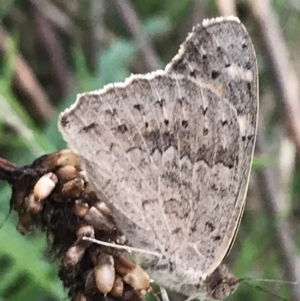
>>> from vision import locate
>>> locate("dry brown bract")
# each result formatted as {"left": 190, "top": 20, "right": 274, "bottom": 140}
{"left": 0, "top": 150, "right": 150, "bottom": 301}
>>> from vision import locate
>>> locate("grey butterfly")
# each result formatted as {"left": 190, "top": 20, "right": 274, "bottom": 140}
{"left": 59, "top": 16, "right": 258, "bottom": 300}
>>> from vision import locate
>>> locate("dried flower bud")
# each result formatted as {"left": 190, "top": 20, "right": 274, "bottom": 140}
{"left": 115, "top": 255, "right": 151, "bottom": 291}
{"left": 94, "top": 201, "right": 112, "bottom": 216}
{"left": 55, "top": 165, "right": 78, "bottom": 181}
{"left": 94, "top": 254, "right": 115, "bottom": 295}
{"left": 17, "top": 213, "right": 32, "bottom": 234}
{"left": 110, "top": 276, "right": 124, "bottom": 297}
{"left": 64, "top": 245, "right": 86, "bottom": 268}
{"left": 78, "top": 170, "right": 88, "bottom": 182}
{"left": 76, "top": 224, "right": 95, "bottom": 239}
{"left": 73, "top": 200, "right": 89, "bottom": 217}
{"left": 56, "top": 149, "right": 81, "bottom": 167}
{"left": 83, "top": 206, "right": 115, "bottom": 231}
{"left": 123, "top": 264, "right": 151, "bottom": 291}
{"left": 25, "top": 193, "right": 43, "bottom": 213}
{"left": 33, "top": 172, "right": 58, "bottom": 201}
{"left": 73, "top": 293, "right": 88, "bottom": 301}
{"left": 61, "top": 177, "right": 84, "bottom": 197}
{"left": 114, "top": 254, "right": 136, "bottom": 276}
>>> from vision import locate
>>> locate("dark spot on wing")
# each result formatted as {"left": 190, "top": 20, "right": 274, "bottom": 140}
{"left": 245, "top": 62, "right": 251, "bottom": 70}
{"left": 211, "top": 70, "right": 220, "bottom": 79}
{"left": 221, "top": 120, "right": 228, "bottom": 126}
{"left": 82, "top": 122, "right": 96, "bottom": 132}
{"left": 60, "top": 116, "right": 69, "bottom": 127}
{"left": 205, "top": 221, "right": 215, "bottom": 232}
{"left": 242, "top": 43, "right": 248, "bottom": 49}
{"left": 181, "top": 120, "right": 188, "bottom": 128}
{"left": 105, "top": 108, "right": 117, "bottom": 116}
{"left": 118, "top": 124, "right": 128, "bottom": 133}
{"left": 190, "top": 70, "right": 196, "bottom": 78}
{"left": 133, "top": 104, "right": 142, "bottom": 111}
{"left": 154, "top": 98, "right": 165, "bottom": 108}
{"left": 213, "top": 235, "right": 221, "bottom": 241}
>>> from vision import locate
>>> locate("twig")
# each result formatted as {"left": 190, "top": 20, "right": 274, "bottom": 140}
{"left": 0, "top": 95, "right": 46, "bottom": 157}
{"left": 87, "top": 0, "right": 106, "bottom": 72}
{"left": 254, "top": 124, "right": 300, "bottom": 300}
{"left": 248, "top": 0, "right": 300, "bottom": 155}
{"left": 28, "top": 0, "right": 79, "bottom": 37}
{"left": 31, "top": 4, "right": 74, "bottom": 97}
{"left": 110, "top": 0, "right": 161, "bottom": 71}
{"left": 217, "top": 0, "right": 237, "bottom": 16}
{"left": 0, "top": 157, "right": 17, "bottom": 184}
{"left": 0, "top": 26, "right": 54, "bottom": 121}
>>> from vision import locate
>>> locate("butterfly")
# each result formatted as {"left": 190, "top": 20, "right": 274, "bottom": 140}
{"left": 59, "top": 16, "right": 258, "bottom": 300}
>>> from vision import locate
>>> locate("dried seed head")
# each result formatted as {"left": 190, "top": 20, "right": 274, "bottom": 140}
{"left": 64, "top": 245, "right": 86, "bottom": 268}
{"left": 94, "top": 254, "right": 116, "bottom": 295}
{"left": 2, "top": 149, "right": 145, "bottom": 301}
{"left": 33, "top": 172, "right": 58, "bottom": 201}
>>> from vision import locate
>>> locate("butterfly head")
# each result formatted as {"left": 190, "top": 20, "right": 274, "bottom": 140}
{"left": 204, "top": 265, "right": 239, "bottom": 300}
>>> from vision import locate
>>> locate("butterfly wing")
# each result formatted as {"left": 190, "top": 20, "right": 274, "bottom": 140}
{"left": 59, "top": 16, "right": 258, "bottom": 280}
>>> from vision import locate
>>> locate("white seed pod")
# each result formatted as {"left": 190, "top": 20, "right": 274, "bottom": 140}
{"left": 123, "top": 265, "right": 151, "bottom": 291}
{"left": 110, "top": 276, "right": 124, "bottom": 297}
{"left": 94, "top": 254, "right": 115, "bottom": 295}
{"left": 33, "top": 172, "right": 58, "bottom": 201}
{"left": 64, "top": 245, "right": 86, "bottom": 268}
